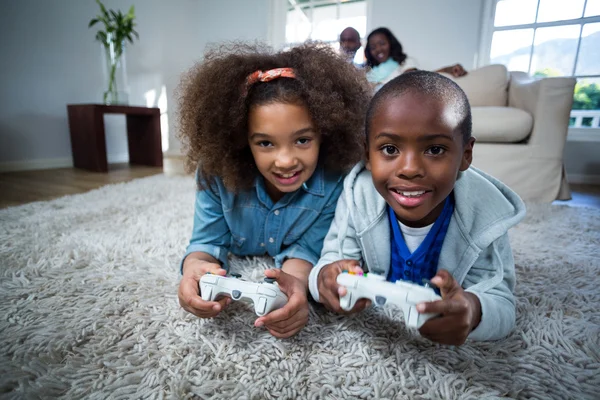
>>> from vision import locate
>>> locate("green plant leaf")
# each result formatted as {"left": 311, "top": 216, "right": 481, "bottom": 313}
{"left": 90, "top": 0, "right": 138, "bottom": 46}
{"left": 96, "top": 0, "right": 109, "bottom": 18}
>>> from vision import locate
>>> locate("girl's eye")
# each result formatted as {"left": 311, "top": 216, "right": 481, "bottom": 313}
{"left": 257, "top": 141, "right": 273, "bottom": 148}
{"left": 426, "top": 146, "right": 446, "bottom": 156}
{"left": 296, "top": 137, "right": 311, "bottom": 145}
{"left": 382, "top": 145, "right": 398, "bottom": 155}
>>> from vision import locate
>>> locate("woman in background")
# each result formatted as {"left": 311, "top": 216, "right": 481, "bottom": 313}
{"left": 365, "top": 27, "right": 467, "bottom": 91}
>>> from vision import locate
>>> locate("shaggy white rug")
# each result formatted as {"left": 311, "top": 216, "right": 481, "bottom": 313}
{"left": 1, "top": 175, "right": 599, "bottom": 400}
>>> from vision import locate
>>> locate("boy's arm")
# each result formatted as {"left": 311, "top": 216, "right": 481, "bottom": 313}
{"left": 463, "top": 233, "right": 517, "bottom": 341}
{"left": 308, "top": 191, "right": 364, "bottom": 302}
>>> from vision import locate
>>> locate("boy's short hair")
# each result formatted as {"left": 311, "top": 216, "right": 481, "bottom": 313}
{"left": 366, "top": 70, "right": 472, "bottom": 144}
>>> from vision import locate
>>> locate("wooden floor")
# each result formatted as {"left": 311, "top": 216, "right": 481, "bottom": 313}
{"left": 0, "top": 157, "right": 187, "bottom": 209}
{"left": 0, "top": 157, "right": 599, "bottom": 209}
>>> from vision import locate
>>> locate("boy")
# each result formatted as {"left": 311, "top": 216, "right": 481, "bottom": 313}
{"left": 308, "top": 71, "right": 525, "bottom": 345}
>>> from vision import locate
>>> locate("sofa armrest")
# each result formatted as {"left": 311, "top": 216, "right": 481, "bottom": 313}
{"left": 508, "top": 72, "right": 576, "bottom": 156}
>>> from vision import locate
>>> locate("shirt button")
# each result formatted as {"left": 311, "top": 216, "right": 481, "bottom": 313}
{"left": 404, "top": 270, "right": 411, "bottom": 276}
{"left": 274, "top": 210, "right": 280, "bottom": 216}
{"left": 269, "top": 237, "right": 274, "bottom": 243}
{"left": 407, "top": 261, "right": 413, "bottom": 266}
{"left": 260, "top": 243, "right": 265, "bottom": 247}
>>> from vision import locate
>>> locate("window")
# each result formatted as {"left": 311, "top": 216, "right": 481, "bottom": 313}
{"left": 485, "top": 0, "right": 600, "bottom": 133}
{"left": 285, "top": 0, "right": 366, "bottom": 63}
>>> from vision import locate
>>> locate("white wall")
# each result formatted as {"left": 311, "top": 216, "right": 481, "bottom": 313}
{"left": 0, "top": 0, "right": 270, "bottom": 170}
{"left": 368, "top": 0, "right": 483, "bottom": 71}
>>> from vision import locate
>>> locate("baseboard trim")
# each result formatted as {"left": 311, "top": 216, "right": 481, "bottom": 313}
{"left": 0, "top": 157, "right": 73, "bottom": 172}
{"left": 0, "top": 153, "right": 131, "bottom": 173}
{"left": 567, "top": 173, "right": 600, "bottom": 185}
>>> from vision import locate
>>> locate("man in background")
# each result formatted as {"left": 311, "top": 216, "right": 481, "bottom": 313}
{"left": 339, "top": 27, "right": 364, "bottom": 68}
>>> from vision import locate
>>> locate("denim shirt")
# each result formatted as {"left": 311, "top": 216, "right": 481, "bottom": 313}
{"left": 182, "top": 164, "right": 344, "bottom": 272}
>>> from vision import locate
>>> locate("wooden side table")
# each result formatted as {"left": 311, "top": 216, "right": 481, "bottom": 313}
{"left": 67, "top": 104, "right": 163, "bottom": 172}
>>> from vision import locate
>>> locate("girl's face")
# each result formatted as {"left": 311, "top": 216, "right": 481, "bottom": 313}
{"left": 248, "top": 102, "right": 321, "bottom": 202}
{"left": 366, "top": 93, "right": 474, "bottom": 228}
{"left": 368, "top": 33, "right": 391, "bottom": 64}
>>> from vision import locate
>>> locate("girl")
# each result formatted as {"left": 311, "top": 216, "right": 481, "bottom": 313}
{"left": 365, "top": 27, "right": 467, "bottom": 91}
{"left": 176, "top": 43, "right": 370, "bottom": 338}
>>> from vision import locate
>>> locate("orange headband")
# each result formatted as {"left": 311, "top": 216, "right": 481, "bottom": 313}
{"left": 246, "top": 68, "right": 296, "bottom": 86}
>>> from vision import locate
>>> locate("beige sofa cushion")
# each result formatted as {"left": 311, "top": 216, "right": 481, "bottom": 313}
{"left": 442, "top": 64, "right": 510, "bottom": 107}
{"left": 472, "top": 106, "right": 533, "bottom": 143}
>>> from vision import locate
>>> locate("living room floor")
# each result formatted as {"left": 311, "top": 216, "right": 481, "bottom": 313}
{"left": 0, "top": 156, "right": 598, "bottom": 209}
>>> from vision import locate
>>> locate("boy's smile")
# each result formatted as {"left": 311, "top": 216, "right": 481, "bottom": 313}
{"left": 366, "top": 92, "right": 474, "bottom": 227}
{"left": 248, "top": 102, "right": 321, "bottom": 202}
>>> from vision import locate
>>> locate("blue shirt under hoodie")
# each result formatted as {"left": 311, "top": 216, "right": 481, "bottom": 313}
{"left": 181, "top": 163, "right": 344, "bottom": 272}
{"left": 388, "top": 195, "right": 454, "bottom": 291}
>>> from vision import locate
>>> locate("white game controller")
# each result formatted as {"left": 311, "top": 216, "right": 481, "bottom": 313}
{"left": 199, "top": 273, "right": 288, "bottom": 316}
{"left": 336, "top": 271, "right": 442, "bottom": 329}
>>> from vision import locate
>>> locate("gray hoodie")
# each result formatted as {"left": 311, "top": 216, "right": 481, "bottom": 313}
{"left": 308, "top": 162, "right": 526, "bottom": 341}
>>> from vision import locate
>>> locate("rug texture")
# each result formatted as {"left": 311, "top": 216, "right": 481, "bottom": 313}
{"left": 1, "top": 174, "right": 599, "bottom": 400}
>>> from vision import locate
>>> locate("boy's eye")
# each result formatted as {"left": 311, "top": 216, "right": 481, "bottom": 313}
{"left": 257, "top": 141, "right": 273, "bottom": 148}
{"left": 382, "top": 145, "right": 398, "bottom": 155}
{"left": 426, "top": 146, "right": 446, "bottom": 156}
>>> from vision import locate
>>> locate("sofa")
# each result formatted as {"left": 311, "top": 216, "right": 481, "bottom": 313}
{"left": 441, "top": 64, "right": 576, "bottom": 202}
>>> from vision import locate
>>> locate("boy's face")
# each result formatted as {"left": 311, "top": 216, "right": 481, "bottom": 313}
{"left": 248, "top": 102, "right": 321, "bottom": 202}
{"left": 366, "top": 93, "right": 475, "bottom": 228}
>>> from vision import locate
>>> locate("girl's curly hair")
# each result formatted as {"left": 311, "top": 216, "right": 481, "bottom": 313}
{"left": 176, "top": 42, "right": 371, "bottom": 192}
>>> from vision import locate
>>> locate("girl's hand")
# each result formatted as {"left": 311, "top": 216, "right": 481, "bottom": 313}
{"left": 254, "top": 269, "right": 309, "bottom": 338}
{"left": 417, "top": 269, "right": 482, "bottom": 345}
{"left": 317, "top": 260, "right": 370, "bottom": 314}
{"left": 178, "top": 259, "right": 231, "bottom": 318}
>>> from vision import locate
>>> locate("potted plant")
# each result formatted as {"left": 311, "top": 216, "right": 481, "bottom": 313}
{"left": 89, "top": 0, "right": 139, "bottom": 105}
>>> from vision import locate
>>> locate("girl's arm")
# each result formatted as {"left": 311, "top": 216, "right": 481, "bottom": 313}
{"left": 180, "top": 180, "right": 231, "bottom": 273}
{"left": 281, "top": 258, "right": 312, "bottom": 289}
{"left": 179, "top": 179, "right": 232, "bottom": 318}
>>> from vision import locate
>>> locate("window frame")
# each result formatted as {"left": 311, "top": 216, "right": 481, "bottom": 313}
{"left": 478, "top": 0, "right": 600, "bottom": 142}
{"left": 284, "top": 0, "right": 367, "bottom": 48}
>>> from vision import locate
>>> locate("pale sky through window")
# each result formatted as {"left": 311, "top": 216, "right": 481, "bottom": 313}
{"left": 491, "top": 29, "right": 533, "bottom": 59}
{"left": 536, "top": 0, "right": 585, "bottom": 23}
{"left": 491, "top": 0, "right": 600, "bottom": 58}
{"left": 585, "top": 0, "right": 600, "bottom": 17}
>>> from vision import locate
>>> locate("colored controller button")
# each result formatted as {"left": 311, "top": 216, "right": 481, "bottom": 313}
{"left": 232, "top": 290, "right": 241, "bottom": 299}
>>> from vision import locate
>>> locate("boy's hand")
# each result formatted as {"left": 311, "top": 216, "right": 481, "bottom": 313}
{"left": 254, "top": 269, "right": 308, "bottom": 339}
{"left": 417, "top": 269, "right": 482, "bottom": 345}
{"left": 317, "top": 260, "right": 371, "bottom": 314}
{"left": 178, "top": 259, "right": 231, "bottom": 318}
